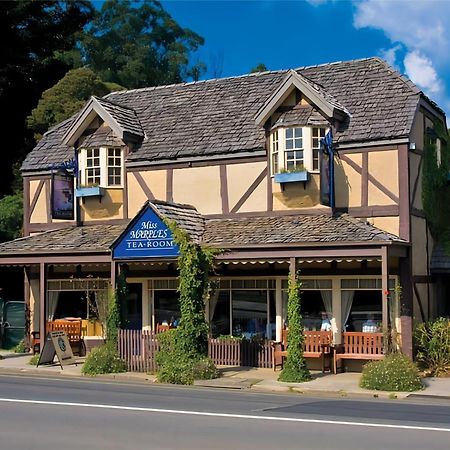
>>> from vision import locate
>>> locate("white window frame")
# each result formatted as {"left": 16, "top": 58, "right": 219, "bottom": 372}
{"left": 270, "top": 126, "right": 327, "bottom": 175}
{"left": 79, "top": 146, "right": 124, "bottom": 188}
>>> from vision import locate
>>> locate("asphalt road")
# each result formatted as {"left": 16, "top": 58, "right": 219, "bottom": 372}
{"left": 0, "top": 374, "right": 449, "bottom": 450}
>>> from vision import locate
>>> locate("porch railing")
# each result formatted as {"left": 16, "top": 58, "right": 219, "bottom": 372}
{"left": 118, "top": 330, "right": 273, "bottom": 372}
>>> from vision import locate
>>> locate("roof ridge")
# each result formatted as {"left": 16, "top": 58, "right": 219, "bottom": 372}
{"left": 94, "top": 95, "right": 138, "bottom": 113}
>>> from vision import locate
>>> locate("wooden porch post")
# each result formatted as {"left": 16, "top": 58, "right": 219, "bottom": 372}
{"left": 111, "top": 260, "right": 116, "bottom": 290}
{"left": 289, "top": 257, "right": 296, "bottom": 284}
{"left": 24, "top": 267, "right": 31, "bottom": 349}
{"left": 39, "top": 262, "right": 46, "bottom": 352}
{"left": 275, "top": 278, "right": 282, "bottom": 342}
{"left": 381, "top": 246, "right": 389, "bottom": 332}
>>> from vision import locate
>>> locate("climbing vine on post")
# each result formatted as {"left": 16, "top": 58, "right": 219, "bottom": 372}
{"left": 278, "top": 272, "right": 311, "bottom": 382}
{"left": 155, "top": 219, "right": 220, "bottom": 384}
{"left": 422, "top": 120, "right": 450, "bottom": 252}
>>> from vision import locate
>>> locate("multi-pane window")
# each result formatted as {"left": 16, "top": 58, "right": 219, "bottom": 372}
{"left": 81, "top": 147, "right": 123, "bottom": 187}
{"left": 107, "top": 148, "right": 122, "bottom": 186}
{"left": 312, "top": 127, "right": 326, "bottom": 171}
{"left": 85, "top": 148, "right": 101, "bottom": 185}
{"left": 271, "top": 130, "right": 279, "bottom": 175}
{"left": 269, "top": 126, "right": 329, "bottom": 174}
{"left": 284, "top": 127, "right": 304, "bottom": 171}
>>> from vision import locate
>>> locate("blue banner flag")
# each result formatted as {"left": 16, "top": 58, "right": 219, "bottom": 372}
{"left": 319, "top": 129, "right": 335, "bottom": 208}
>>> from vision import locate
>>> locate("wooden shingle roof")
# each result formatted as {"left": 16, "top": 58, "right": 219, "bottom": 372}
{"left": 22, "top": 57, "right": 434, "bottom": 172}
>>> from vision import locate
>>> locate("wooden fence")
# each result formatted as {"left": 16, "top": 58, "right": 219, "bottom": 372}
{"left": 118, "top": 330, "right": 273, "bottom": 372}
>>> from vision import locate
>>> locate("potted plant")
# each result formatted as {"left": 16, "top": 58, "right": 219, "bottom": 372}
{"left": 75, "top": 183, "right": 105, "bottom": 198}
{"left": 274, "top": 165, "right": 310, "bottom": 184}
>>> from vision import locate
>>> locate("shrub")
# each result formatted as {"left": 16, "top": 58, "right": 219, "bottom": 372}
{"left": 360, "top": 353, "right": 423, "bottom": 392}
{"left": 82, "top": 343, "right": 126, "bottom": 376}
{"left": 155, "top": 329, "right": 218, "bottom": 385}
{"left": 29, "top": 354, "right": 40, "bottom": 365}
{"left": 414, "top": 317, "right": 450, "bottom": 377}
{"left": 13, "top": 339, "right": 28, "bottom": 353}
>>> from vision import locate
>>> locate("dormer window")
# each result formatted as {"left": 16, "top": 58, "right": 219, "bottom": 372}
{"left": 79, "top": 147, "right": 124, "bottom": 188}
{"left": 270, "top": 126, "right": 327, "bottom": 175}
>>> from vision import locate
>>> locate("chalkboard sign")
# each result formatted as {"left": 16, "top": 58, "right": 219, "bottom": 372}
{"left": 37, "top": 331, "right": 77, "bottom": 369}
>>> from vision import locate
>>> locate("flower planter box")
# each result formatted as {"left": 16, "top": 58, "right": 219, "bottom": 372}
{"left": 274, "top": 171, "right": 309, "bottom": 184}
{"left": 75, "top": 186, "right": 105, "bottom": 198}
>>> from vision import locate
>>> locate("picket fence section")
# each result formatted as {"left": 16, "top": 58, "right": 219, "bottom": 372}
{"left": 118, "top": 330, "right": 273, "bottom": 372}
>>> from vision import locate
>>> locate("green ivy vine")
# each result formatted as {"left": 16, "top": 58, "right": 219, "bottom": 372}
{"left": 422, "top": 119, "right": 450, "bottom": 251}
{"left": 278, "top": 272, "right": 311, "bottom": 383}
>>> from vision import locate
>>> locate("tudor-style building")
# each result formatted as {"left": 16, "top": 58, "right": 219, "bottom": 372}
{"left": 0, "top": 57, "right": 447, "bottom": 361}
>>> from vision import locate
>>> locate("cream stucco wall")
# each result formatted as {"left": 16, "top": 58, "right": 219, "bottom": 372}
{"left": 173, "top": 166, "right": 221, "bottom": 215}
{"left": 127, "top": 170, "right": 167, "bottom": 218}
{"left": 368, "top": 150, "right": 399, "bottom": 205}
{"left": 82, "top": 188, "right": 123, "bottom": 220}
{"left": 226, "top": 162, "right": 267, "bottom": 213}
{"left": 335, "top": 154, "right": 362, "bottom": 208}
{"left": 409, "top": 110, "right": 424, "bottom": 151}
{"left": 409, "top": 152, "right": 423, "bottom": 210}
{"left": 368, "top": 217, "right": 400, "bottom": 237}
{"left": 29, "top": 180, "right": 48, "bottom": 223}
{"left": 272, "top": 173, "right": 320, "bottom": 210}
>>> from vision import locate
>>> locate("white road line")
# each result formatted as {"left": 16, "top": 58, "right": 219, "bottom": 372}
{"left": 0, "top": 397, "right": 449, "bottom": 433}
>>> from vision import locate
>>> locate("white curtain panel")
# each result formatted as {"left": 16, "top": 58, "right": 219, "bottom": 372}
{"left": 341, "top": 290, "right": 355, "bottom": 331}
{"left": 47, "top": 291, "right": 60, "bottom": 321}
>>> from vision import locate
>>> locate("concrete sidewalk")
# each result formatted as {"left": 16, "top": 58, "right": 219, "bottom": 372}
{"left": 1, "top": 351, "right": 449, "bottom": 400}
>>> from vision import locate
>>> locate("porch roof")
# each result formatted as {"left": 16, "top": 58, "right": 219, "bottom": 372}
{"left": 430, "top": 244, "right": 450, "bottom": 272}
{"left": 0, "top": 212, "right": 404, "bottom": 260}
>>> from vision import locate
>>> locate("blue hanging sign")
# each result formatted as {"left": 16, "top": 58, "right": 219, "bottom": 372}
{"left": 113, "top": 206, "right": 179, "bottom": 259}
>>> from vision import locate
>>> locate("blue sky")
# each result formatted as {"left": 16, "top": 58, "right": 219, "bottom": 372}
{"left": 161, "top": 0, "right": 450, "bottom": 121}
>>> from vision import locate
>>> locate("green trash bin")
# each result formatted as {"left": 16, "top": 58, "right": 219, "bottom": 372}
{"left": 1, "top": 300, "right": 25, "bottom": 349}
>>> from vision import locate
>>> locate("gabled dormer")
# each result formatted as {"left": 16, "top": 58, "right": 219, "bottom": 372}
{"left": 255, "top": 70, "right": 350, "bottom": 180}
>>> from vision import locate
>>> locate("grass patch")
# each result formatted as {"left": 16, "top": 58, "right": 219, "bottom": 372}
{"left": 29, "top": 354, "right": 40, "bottom": 365}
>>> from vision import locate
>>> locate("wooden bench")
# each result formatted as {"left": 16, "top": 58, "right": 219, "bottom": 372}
{"left": 333, "top": 332, "right": 384, "bottom": 373}
{"left": 272, "top": 330, "right": 332, "bottom": 373}
{"left": 32, "top": 319, "right": 84, "bottom": 355}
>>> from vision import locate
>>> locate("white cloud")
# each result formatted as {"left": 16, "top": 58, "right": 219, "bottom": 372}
{"left": 379, "top": 45, "right": 402, "bottom": 71}
{"left": 354, "top": 0, "right": 449, "bottom": 60}
{"left": 404, "top": 51, "right": 442, "bottom": 95}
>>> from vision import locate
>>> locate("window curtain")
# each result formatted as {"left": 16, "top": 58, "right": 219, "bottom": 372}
{"left": 341, "top": 290, "right": 355, "bottom": 331}
{"left": 209, "top": 290, "right": 220, "bottom": 321}
{"left": 47, "top": 291, "right": 60, "bottom": 321}
{"left": 319, "top": 291, "right": 332, "bottom": 316}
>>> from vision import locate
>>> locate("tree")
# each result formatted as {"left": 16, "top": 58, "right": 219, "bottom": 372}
{"left": 278, "top": 272, "right": 311, "bottom": 383}
{"left": 250, "top": 63, "right": 269, "bottom": 73}
{"left": 0, "top": 1, "right": 93, "bottom": 197}
{"left": 80, "top": 0, "right": 206, "bottom": 89}
{"left": 28, "top": 68, "right": 124, "bottom": 139}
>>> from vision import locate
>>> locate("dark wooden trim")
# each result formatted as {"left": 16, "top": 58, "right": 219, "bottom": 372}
{"left": 400, "top": 316, "right": 413, "bottom": 358}
{"left": 216, "top": 247, "right": 385, "bottom": 261}
{"left": 412, "top": 282, "right": 426, "bottom": 322}
{"left": 411, "top": 208, "right": 425, "bottom": 218}
{"left": 398, "top": 143, "right": 410, "bottom": 241}
{"left": 339, "top": 145, "right": 398, "bottom": 155}
{"left": 28, "top": 218, "right": 128, "bottom": 233}
{"left": 267, "top": 168, "right": 273, "bottom": 212}
{"left": 123, "top": 168, "right": 129, "bottom": 220}
{"left": 230, "top": 168, "right": 267, "bottom": 213}
{"left": 413, "top": 275, "right": 434, "bottom": 283}
{"left": 29, "top": 180, "right": 45, "bottom": 220}
{"left": 204, "top": 207, "right": 332, "bottom": 219}
{"left": 410, "top": 153, "right": 423, "bottom": 209}
{"left": 219, "top": 165, "right": 229, "bottom": 214}
{"left": 39, "top": 262, "right": 46, "bottom": 349}
{"left": 166, "top": 168, "right": 173, "bottom": 202}
{"left": 338, "top": 205, "right": 399, "bottom": 217}
{"left": 45, "top": 179, "right": 52, "bottom": 223}
{"left": 133, "top": 172, "right": 155, "bottom": 200}
{"left": 381, "top": 246, "right": 389, "bottom": 331}
{"left": 361, "top": 152, "right": 368, "bottom": 208}
{"left": 23, "top": 178, "right": 30, "bottom": 237}
{"left": 410, "top": 148, "right": 424, "bottom": 156}
{"left": 0, "top": 254, "right": 112, "bottom": 265}
{"left": 126, "top": 155, "right": 267, "bottom": 172}
{"left": 24, "top": 267, "right": 31, "bottom": 347}
{"left": 23, "top": 175, "right": 51, "bottom": 181}
{"left": 111, "top": 261, "right": 116, "bottom": 289}
{"left": 340, "top": 154, "right": 399, "bottom": 204}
